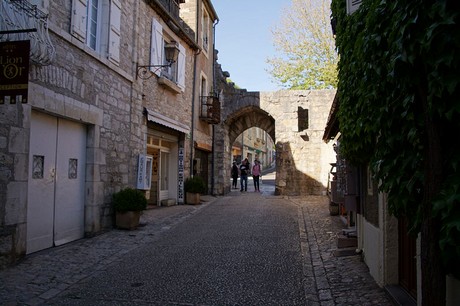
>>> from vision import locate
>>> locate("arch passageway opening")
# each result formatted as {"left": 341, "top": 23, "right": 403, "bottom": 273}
{"left": 212, "top": 86, "right": 336, "bottom": 196}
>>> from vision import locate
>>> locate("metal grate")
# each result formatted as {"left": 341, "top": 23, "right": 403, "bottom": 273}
{"left": 199, "top": 94, "right": 221, "bottom": 124}
{"left": 68, "top": 158, "right": 78, "bottom": 179}
{"left": 32, "top": 155, "right": 44, "bottom": 179}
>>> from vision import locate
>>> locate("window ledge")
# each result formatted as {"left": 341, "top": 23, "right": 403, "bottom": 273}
{"left": 158, "top": 77, "right": 181, "bottom": 94}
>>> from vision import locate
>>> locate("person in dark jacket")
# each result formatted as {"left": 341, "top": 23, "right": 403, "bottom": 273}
{"left": 231, "top": 161, "right": 239, "bottom": 189}
{"left": 239, "top": 158, "right": 249, "bottom": 192}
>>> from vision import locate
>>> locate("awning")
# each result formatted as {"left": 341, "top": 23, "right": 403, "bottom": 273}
{"left": 322, "top": 94, "right": 339, "bottom": 142}
{"left": 144, "top": 108, "right": 190, "bottom": 134}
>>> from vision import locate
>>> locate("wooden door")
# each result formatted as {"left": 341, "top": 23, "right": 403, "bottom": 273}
{"left": 27, "top": 111, "right": 86, "bottom": 253}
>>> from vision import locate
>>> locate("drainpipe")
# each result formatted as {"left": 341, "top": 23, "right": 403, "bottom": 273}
{"left": 190, "top": 49, "right": 201, "bottom": 178}
{"left": 211, "top": 17, "right": 219, "bottom": 195}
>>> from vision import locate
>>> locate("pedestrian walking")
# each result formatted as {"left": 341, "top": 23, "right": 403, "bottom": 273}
{"left": 239, "top": 158, "right": 249, "bottom": 192}
{"left": 231, "top": 161, "right": 239, "bottom": 189}
{"left": 252, "top": 160, "right": 262, "bottom": 192}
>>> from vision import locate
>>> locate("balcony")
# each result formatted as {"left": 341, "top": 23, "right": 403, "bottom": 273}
{"left": 147, "top": 0, "right": 195, "bottom": 46}
{"left": 156, "top": 0, "right": 182, "bottom": 19}
{"left": 199, "top": 94, "right": 221, "bottom": 124}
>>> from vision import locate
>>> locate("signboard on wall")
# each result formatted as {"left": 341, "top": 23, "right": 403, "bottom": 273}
{"left": 346, "top": 0, "right": 362, "bottom": 14}
{"left": 137, "top": 154, "right": 153, "bottom": 190}
{"left": 0, "top": 40, "right": 30, "bottom": 104}
{"left": 178, "top": 146, "right": 184, "bottom": 204}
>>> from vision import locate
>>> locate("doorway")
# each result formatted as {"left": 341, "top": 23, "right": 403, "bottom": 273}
{"left": 146, "top": 131, "right": 178, "bottom": 205}
{"left": 159, "top": 150, "right": 170, "bottom": 201}
{"left": 27, "top": 111, "right": 87, "bottom": 254}
{"left": 398, "top": 217, "right": 417, "bottom": 299}
{"left": 194, "top": 149, "right": 209, "bottom": 193}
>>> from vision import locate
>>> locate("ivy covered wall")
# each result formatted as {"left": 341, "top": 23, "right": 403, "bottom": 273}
{"left": 331, "top": 0, "right": 459, "bottom": 303}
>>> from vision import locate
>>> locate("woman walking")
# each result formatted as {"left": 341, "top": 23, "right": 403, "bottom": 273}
{"left": 252, "top": 160, "right": 262, "bottom": 192}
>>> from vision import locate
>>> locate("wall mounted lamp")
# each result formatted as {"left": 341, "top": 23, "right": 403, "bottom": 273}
{"left": 136, "top": 42, "right": 180, "bottom": 79}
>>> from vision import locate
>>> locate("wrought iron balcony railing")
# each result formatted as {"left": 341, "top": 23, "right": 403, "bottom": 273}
{"left": 156, "top": 0, "right": 181, "bottom": 19}
{"left": 199, "top": 94, "right": 221, "bottom": 124}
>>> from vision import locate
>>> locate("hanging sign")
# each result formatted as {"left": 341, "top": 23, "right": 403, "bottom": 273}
{"left": 178, "top": 146, "right": 185, "bottom": 204}
{"left": 0, "top": 40, "right": 30, "bottom": 104}
{"left": 137, "top": 154, "right": 153, "bottom": 190}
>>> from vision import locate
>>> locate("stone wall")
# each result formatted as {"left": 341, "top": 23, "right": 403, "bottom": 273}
{"left": 0, "top": 0, "right": 203, "bottom": 268}
{"left": 261, "top": 90, "right": 336, "bottom": 195}
{"left": 214, "top": 64, "right": 336, "bottom": 195}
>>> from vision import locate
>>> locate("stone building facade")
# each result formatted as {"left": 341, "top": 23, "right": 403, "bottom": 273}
{"left": 0, "top": 0, "right": 217, "bottom": 268}
{"left": 233, "top": 127, "right": 275, "bottom": 168}
{"left": 213, "top": 64, "right": 336, "bottom": 196}
{"left": 180, "top": 0, "right": 219, "bottom": 193}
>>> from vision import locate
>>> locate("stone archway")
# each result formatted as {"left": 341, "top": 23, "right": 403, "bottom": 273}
{"left": 213, "top": 68, "right": 336, "bottom": 196}
{"left": 225, "top": 105, "right": 275, "bottom": 145}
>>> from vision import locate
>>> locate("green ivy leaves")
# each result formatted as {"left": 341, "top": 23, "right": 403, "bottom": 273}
{"left": 331, "top": 0, "right": 460, "bottom": 278}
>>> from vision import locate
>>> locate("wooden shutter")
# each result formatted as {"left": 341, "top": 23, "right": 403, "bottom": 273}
{"left": 177, "top": 43, "right": 186, "bottom": 90}
{"left": 71, "top": 0, "right": 87, "bottom": 43}
{"left": 108, "top": 0, "right": 121, "bottom": 64}
{"left": 150, "top": 18, "right": 163, "bottom": 77}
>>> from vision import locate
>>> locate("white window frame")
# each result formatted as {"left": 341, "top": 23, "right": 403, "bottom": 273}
{"left": 202, "top": 8, "right": 210, "bottom": 52}
{"left": 70, "top": 0, "right": 121, "bottom": 65}
{"left": 162, "top": 42, "right": 178, "bottom": 82}
{"left": 87, "top": 0, "right": 102, "bottom": 51}
{"left": 150, "top": 18, "right": 186, "bottom": 91}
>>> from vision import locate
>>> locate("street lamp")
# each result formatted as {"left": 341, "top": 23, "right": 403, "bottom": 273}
{"left": 136, "top": 42, "right": 180, "bottom": 79}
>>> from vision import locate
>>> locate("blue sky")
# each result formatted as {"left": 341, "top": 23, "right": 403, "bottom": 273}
{"left": 212, "top": 0, "right": 288, "bottom": 92}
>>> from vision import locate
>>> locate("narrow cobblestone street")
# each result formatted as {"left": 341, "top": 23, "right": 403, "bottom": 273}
{"left": 0, "top": 174, "right": 393, "bottom": 305}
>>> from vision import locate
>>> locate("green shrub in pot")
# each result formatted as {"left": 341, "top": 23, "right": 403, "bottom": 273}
{"left": 184, "top": 176, "right": 206, "bottom": 194}
{"left": 113, "top": 188, "right": 147, "bottom": 212}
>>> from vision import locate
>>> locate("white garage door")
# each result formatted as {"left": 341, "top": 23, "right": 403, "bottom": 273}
{"left": 27, "top": 111, "right": 86, "bottom": 254}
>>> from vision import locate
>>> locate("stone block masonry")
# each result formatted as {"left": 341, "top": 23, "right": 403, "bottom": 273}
{"left": 260, "top": 90, "right": 336, "bottom": 195}
{"left": 213, "top": 67, "right": 336, "bottom": 196}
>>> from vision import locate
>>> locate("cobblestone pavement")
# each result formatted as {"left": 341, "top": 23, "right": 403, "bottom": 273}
{"left": 0, "top": 178, "right": 393, "bottom": 305}
{"left": 292, "top": 196, "right": 393, "bottom": 305}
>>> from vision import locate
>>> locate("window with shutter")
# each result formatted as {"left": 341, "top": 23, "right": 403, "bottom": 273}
{"left": 108, "top": 0, "right": 121, "bottom": 64}
{"left": 150, "top": 18, "right": 164, "bottom": 77}
{"left": 70, "top": 0, "right": 120, "bottom": 66}
{"left": 71, "top": 0, "right": 88, "bottom": 43}
{"left": 177, "top": 43, "right": 185, "bottom": 90}
{"left": 202, "top": 9, "right": 209, "bottom": 52}
{"left": 87, "top": 0, "right": 102, "bottom": 50}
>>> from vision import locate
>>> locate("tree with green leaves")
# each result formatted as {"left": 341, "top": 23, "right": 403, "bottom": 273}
{"left": 331, "top": 0, "right": 459, "bottom": 304}
{"left": 267, "top": 0, "right": 338, "bottom": 90}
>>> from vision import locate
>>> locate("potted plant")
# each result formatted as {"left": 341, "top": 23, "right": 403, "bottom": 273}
{"left": 184, "top": 176, "right": 206, "bottom": 205}
{"left": 113, "top": 187, "right": 147, "bottom": 230}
